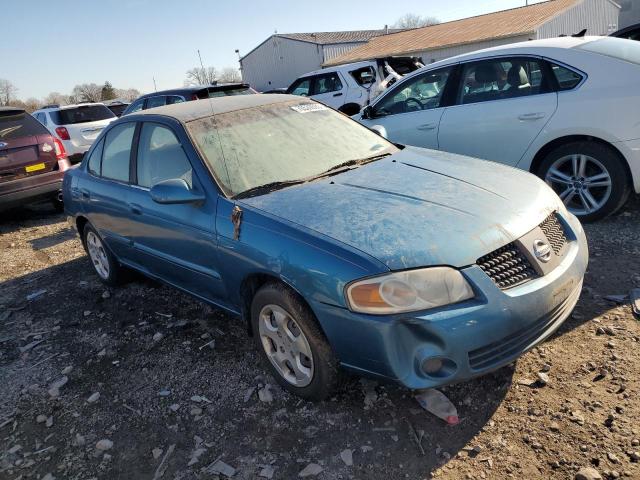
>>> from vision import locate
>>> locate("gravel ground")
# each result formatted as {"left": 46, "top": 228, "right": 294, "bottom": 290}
{"left": 1, "top": 196, "right": 639, "bottom": 480}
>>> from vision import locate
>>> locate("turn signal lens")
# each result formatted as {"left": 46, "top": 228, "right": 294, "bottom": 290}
{"left": 346, "top": 267, "right": 474, "bottom": 315}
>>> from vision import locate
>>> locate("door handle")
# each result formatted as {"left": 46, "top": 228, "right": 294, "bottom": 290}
{"left": 518, "top": 112, "right": 546, "bottom": 121}
{"left": 80, "top": 188, "right": 90, "bottom": 199}
{"left": 417, "top": 123, "right": 437, "bottom": 131}
{"left": 333, "top": 92, "right": 343, "bottom": 97}
{"left": 129, "top": 203, "right": 142, "bottom": 215}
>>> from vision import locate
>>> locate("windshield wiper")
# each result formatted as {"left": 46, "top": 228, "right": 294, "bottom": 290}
{"left": 233, "top": 152, "right": 392, "bottom": 200}
{"left": 233, "top": 179, "right": 306, "bottom": 199}
{"left": 309, "top": 152, "right": 392, "bottom": 180}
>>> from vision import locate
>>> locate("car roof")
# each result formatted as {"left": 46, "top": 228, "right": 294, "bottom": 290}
{"left": 301, "top": 60, "right": 376, "bottom": 77}
{"left": 0, "top": 106, "right": 25, "bottom": 114}
{"left": 397, "top": 36, "right": 607, "bottom": 83}
{"left": 439, "top": 36, "right": 605, "bottom": 67}
{"left": 35, "top": 103, "right": 107, "bottom": 112}
{"left": 136, "top": 83, "right": 250, "bottom": 99}
{"left": 130, "top": 94, "right": 300, "bottom": 123}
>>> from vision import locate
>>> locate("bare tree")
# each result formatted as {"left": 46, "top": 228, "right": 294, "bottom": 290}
{"left": 184, "top": 66, "right": 218, "bottom": 86}
{"left": 71, "top": 83, "right": 102, "bottom": 103}
{"left": 23, "top": 98, "right": 42, "bottom": 112}
{"left": 392, "top": 13, "right": 440, "bottom": 29}
{"left": 218, "top": 67, "right": 242, "bottom": 83}
{"left": 114, "top": 88, "right": 141, "bottom": 102}
{"left": 43, "top": 91, "right": 68, "bottom": 106}
{"left": 0, "top": 79, "right": 19, "bottom": 106}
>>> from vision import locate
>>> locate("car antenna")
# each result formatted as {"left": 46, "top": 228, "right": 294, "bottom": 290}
{"left": 197, "top": 49, "right": 233, "bottom": 189}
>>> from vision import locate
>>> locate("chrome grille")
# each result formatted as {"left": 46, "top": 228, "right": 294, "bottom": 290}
{"left": 539, "top": 213, "right": 567, "bottom": 254}
{"left": 477, "top": 243, "right": 538, "bottom": 290}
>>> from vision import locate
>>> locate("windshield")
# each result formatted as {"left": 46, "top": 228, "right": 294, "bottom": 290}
{"left": 51, "top": 105, "right": 116, "bottom": 125}
{"left": 187, "top": 100, "right": 397, "bottom": 197}
{"left": 577, "top": 37, "right": 640, "bottom": 66}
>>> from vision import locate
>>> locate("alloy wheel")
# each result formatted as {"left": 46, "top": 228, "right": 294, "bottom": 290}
{"left": 86, "top": 231, "right": 110, "bottom": 280}
{"left": 545, "top": 154, "right": 612, "bottom": 216}
{"left": 258, "top": 304, "right": 314, "bottom": 387}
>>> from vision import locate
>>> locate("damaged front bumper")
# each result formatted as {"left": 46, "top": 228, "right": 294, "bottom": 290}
{"left": 312, "top": 211, "right": 589, "bottom": 390}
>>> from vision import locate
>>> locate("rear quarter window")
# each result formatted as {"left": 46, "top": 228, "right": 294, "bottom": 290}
{"left": 51, "top": 105, "right": 115, "bottom": 125}
{"left": 0, "top": 111, "right": 49, "bottom": 140}
{"left": 578, "top": 37, "right": 640, "bottom": 65}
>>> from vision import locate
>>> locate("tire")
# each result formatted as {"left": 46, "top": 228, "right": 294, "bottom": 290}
{"left": 251, "top": 282, "right": 339, "bottom": 401}
{"left": 82, "top": 224, "right": 122, "bottom": 286}
{"left": 538, "top": 141, "right": 631, "bottom": 223}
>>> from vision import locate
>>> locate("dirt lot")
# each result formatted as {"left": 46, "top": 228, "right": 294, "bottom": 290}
{"left": 1, "top": 197, "right": 639, "bottom": 480}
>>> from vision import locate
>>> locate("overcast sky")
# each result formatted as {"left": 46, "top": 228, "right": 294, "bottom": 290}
{"left": 2, "top": 0, "right": 547, "bottom": 99}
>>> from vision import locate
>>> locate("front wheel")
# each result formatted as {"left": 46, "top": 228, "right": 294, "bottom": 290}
{"left": 251, "top": 283, "right": 339, "bottom": 401}
{"left": 539, "top": 141, "right": 630, "bottom": 222}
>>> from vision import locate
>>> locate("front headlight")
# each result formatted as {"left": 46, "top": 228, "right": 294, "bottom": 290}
{"left": 345, "top": 267, "right": 474, "bottom": 315}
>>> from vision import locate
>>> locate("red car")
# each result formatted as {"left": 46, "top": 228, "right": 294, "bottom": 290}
{"left": 0, "top": 107, "right": 71, "bottom": 211}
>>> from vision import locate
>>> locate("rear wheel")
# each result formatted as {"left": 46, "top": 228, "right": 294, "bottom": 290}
{"left": 83, "top": 224, "right": 121, "bottom": 286}
{"left": 251, "top": 282, "right": 339, "bottom": 401}
{"left": 538, "top": 141, "right": 630, "bottom": 222}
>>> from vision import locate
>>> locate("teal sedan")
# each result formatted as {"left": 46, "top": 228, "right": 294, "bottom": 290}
{"left": 63, "top": 95, "right": 588, "bottom": 400}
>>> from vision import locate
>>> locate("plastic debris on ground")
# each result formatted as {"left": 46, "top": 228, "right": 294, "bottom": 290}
{"left": 414, "top": 389, "right": 459, "bottom": 425}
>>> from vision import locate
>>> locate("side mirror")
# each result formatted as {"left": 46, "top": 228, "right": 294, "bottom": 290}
{"left": 150, "top": 178, "right": 205, "bottom": 205}
{"left": 361, "top": 105, "right": 373, "bottom": 120}
{"left": 369, "top": 125, "right": 388, "bottom": 139}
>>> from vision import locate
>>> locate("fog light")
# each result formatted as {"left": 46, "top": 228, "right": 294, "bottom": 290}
{"left": 421, "top": 358, "right": 443, "bottom": 374}
{"left": 419, "top": 357, "right": 457, "bottom": 378}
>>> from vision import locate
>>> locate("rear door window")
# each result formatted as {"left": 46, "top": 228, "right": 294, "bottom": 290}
{"left": 167, "top": 95, "right": 185, "bottom": 105}
{"left": 126, "top": 99, "right": 145, "bottom": 114}
{"left": 35, "top": 112, "right": 47, "bottom": 125}
{"left": 549, "top": 63, "right": 583, "bottom": 91}
{"left": 51, "top": 105, "right": 115, "bottom": 125}
{"left": 136, "top": 123, "right": 193, "bottom": 188}
{"left": 146, "top": 96, "right": 167, "bottom": 109}
{"left": 87, "top": 139, "right": 104, "bottom": 176}
{"left": 313, "top": 73, "right": 343, "bottom": 94}
{"left": 350, "top": 67, "right": 376, "bottom": 86}
{"left": 458, "top": 57, "right": 547, "bottom": 105}
{"left": 101, "top": 123, "right": 135, "bottom": 182}
{"left": 0, "top": 110, "right": 49, "bottom": 140}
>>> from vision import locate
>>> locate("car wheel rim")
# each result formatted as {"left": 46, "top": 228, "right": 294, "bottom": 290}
{"left": 258, "top": 304, "right": 314, "bottom": 387}
{"left": 86, "top": 231, "right": 110, "bottom": 280}
{"left": 545, "top": 154, "right": 612, "bottom": 216}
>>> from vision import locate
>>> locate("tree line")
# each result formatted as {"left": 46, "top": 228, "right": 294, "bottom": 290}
{"left": 0, "top": 79, "right": 141, "bottom": 112}
{"left": 184, "top": 66, "right": 242, "bottom": 86}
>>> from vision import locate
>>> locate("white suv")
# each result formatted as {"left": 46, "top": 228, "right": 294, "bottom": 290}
{"left": 32, "top": 103, "right": 116, "bottom": 162}
{"left": 286, "top": 57, "right": 422, "bottom": 116}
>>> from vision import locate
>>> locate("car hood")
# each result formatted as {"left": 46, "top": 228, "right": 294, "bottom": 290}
{"left": 240, "top": 147, "right": 562, "bottom": 270}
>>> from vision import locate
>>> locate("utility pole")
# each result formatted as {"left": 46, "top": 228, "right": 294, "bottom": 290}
{"left": 152, "top": 76, "right": 157, "bottom": 92}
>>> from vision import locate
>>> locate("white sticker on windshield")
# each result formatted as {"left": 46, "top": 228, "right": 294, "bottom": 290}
{"left": 290, "top": 104, "right": 328, "bottom": 113}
